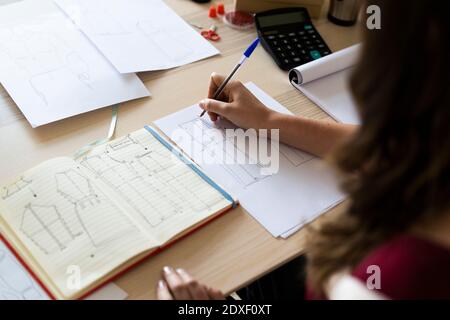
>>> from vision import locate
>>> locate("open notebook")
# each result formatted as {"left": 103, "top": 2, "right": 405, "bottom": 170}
{"left": 289, "top": 44, "right": 361, "bottom": 125}
{"left": 0, "top": 126, "right": 235, "bottom": 299}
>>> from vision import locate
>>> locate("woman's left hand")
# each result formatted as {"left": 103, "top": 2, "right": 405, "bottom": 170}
{"left": 157, "top": 266, "right": 225, "bottom": 300}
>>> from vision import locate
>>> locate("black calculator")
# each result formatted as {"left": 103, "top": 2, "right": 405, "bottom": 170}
{"left": 255, "top": 7, "right": 332, "bottom": 71}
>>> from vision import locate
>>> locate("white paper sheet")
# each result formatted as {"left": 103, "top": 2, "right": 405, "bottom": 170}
{"left": 155, "top": 83, "right": 345, "bottom": 237}
{"left": 0, "top": 0, "right": 150, "bottom": 128}
{"left": 289, "top": 44, "right": 361, "bottom": 125}
{"left": 1, "top": 239, "right": 128, "bottom": 300}
{"left": 0, "top": 241, "right": 49, "bottom": 300}
{"left": 54, "top": 0, "right": 220, "bottom": 73}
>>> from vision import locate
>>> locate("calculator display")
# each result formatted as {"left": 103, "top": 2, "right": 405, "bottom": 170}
{"left": 257, "top": 12, "right": 308, "bottom": 28}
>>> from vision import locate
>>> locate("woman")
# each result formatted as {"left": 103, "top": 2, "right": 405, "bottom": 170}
{"left": 156, "top": 0, "right": 450, "bottom": 300}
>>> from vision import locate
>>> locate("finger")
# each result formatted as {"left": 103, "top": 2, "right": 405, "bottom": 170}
{"left": 208, "top": 111, "right": 218, "bottom": 122}
{"left": 156, "top": 280, "right": 173, "bottom": 300}
{"left": 176, "top": 269, "right": 209, "bottom": 300}
{"left": 162, "top": 266, "right": 192, "bottom": 300}
{"left": 206, "top": 286, "right": 225, "bottom": 300}
{"left": 208, "top": 72, "right": 226, "bottom": 99}
{"left": 199, "top": 99, "right": 230, "bottom": 118}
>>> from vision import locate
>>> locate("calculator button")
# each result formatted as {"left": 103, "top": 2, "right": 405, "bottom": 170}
{"left": 301, "top": 36, "right": 308, "bottom": 41}
{"left": 275, "top": 47, "right": 282, "bottom": 52}
{"left": 307, "top": 30, "right": 315, "bottom": 34}
{"left": 291, "top": 38, "right": 298, "bottom": 43}
{"left": 272, "top": 40, "right": 279, "bottom": 46}
{"left": 289, "top": 51, "right": 297, "bottom": 57}
{"left": 307, "top": 46, "right": 315, "bottom": 50}
{"left": 293, "top": 57, "right": 301, "bottom": 63}
{"left": 283, "top": 58, "right": 290, "bottom": 64}
{"left": 296, "top": 43, "right": 303, "bottom": 49}
{"left": 304, "top": 25, "right": 313, "bottom": 30}
{"left": 305, "top": 40, "right": 312, "bottom": 45}
{"left": 310, "top": 50, "right": 322, "bottom": 60}
{"left": 288, "top": 32, "right": 296, "bottom": 37}
{"left": 298, "top": 31, "right": 305, "bottom": 36}
{"left": 322, "top": 51, "right": 331, "bottom": 56}
{"left": 318, "top": 44, "right": 325, "bottom": 48}
{"left": 282, "top": 39, "right": 289, "bottom": 44}
{"left": 278, "top": 34, "right": 286, "bottom": 38}
{"left": 286, "top": 45, "right": 292, "bottom": 50}
{"left": 311, "top": 35, "right": 317, "bottom": 39}
{"left": 267, "top": 35, "right": 276, "bottom": 40}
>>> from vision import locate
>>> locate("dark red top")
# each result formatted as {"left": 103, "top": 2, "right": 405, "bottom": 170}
{"left": 307, "top": 235, "right": 450, "bottom": 299}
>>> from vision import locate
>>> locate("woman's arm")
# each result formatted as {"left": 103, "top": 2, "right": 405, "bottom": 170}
{"left": 267, "top": 113, "right": 356, "bottom": 158}
{"left": 199, "top": 73, "right": 356, "bottom": 158}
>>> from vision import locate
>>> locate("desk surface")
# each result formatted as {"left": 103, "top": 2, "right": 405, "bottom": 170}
{"left": 0, "top": 0, "right": 360, "bottom": 299}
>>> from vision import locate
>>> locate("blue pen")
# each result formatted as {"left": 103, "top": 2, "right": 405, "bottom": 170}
{"left": 199, "top": 37, "right": 260, "bottom": 117}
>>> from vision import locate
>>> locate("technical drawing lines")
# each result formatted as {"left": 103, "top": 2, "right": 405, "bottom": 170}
{"left": 54, "top": 168, "right": 132, "bottom": 248}
{"left": 178, "top": 118, "right": 270, "bottom": 188}
{"left": 55, "top": 169, "right": 98, "bottom": 208}
{"left": 279, "top": 144, "right": 315, "bottom": 167}
{"left": 79, "top": 131, "right": 224, "bottom": 228}
{"left": 1, "top": 176, "right": 33, "bottom": 200}
{"left": 0, "top": 244, "right": 48, "bottom": 300}
{"left": 0, "top": 25, "right": 94, "bottom": 107}
{"left": 136, "top": 19, "right": 193, "bottom": 62}
{"left": 20, "top": 204, "right": 78, "bottom": 255}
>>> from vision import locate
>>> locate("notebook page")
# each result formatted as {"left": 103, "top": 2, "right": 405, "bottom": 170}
{"left": 0, "top": 157, "right": 155, "bottom": 299}
{"left": 77, "top": 128, "right": 232, "bottom": 244}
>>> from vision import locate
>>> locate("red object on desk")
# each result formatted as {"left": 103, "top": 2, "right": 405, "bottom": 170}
{"left": 217, "top": 3, "right": 225, "bottom": 15}
{"left": 201, "top": 26, "right": 221, "bottom": 41}
{"left": 208, "top": 5, "right": 217, "bottom": 18}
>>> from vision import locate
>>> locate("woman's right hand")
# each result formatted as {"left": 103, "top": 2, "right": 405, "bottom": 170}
{"left": 199, "top": 73, "right": 276, "bottom": 130}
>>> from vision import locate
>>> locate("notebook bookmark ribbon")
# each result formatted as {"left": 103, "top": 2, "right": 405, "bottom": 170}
{"left": 73, "top": 105, "right": 119, "bottom": 159}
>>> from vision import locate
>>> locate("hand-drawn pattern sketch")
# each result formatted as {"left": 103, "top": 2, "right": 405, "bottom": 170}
{"left": 54, "top": 168, "right": 137, "bottom": 248}
{"left": 55, "top": 0, "right": 218, "bottom": 72}
{"left": 177, "top": 118, "right": 314, "bottom": 187}
{"left": 279, "top": 144, "right": 314, "bottom": 167}
{"left": 1, "top": 165, "right": 139, "bottom": 255}
{"left": 20, "top": 204, "right": 79, "bottom": 255}
{"left": 177, "top": 118, "right": 270, "bottom": 188}
{"left": 136, "top": 19, "right": 193, "bottom": 62}
{"left": 0, "top": 242, "right": 48, "bottom": 300}
{"left": 79, "top": 131, "right": 225, "bottom": 228}
{"left": 0, "top": 24, "right": 93, "bottom": 107}
{"left": 1, "top": 177, "right": 33, "bottom": 200}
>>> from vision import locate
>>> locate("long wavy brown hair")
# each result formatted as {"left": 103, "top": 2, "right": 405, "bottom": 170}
{"left": 306, "top": 0, "right": 450, "bottom": 294}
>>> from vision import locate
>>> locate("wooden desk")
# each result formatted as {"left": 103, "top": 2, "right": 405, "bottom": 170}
{"left": 0, "top": 0, "right": 360, "bottom": 299}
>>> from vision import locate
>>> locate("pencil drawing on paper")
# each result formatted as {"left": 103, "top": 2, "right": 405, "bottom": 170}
{"left": 2, "top": 167, "right": 138, "bottom": 255}
{"left": 20, "top": 204, "right": 78, "bottom": 255}
{"left": 177, "top": 118, "right": 270, "bottom": 188}
{"left": 177, "top": 118, "right": 314, "bottom": 188}
{"left": 0, "top": 244, "right": 47, "bottom": 300}
{"left": 79, "top": 131, "right": 224, "bottom": 228}
{"left": 1, "top": 176, "right": 33, "bottom": 200}
{"left": 0, "top": 22, "right": 93, "bottom": 107}
{"left": 136, "top": 19, "right": 193, "bottom": 62}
